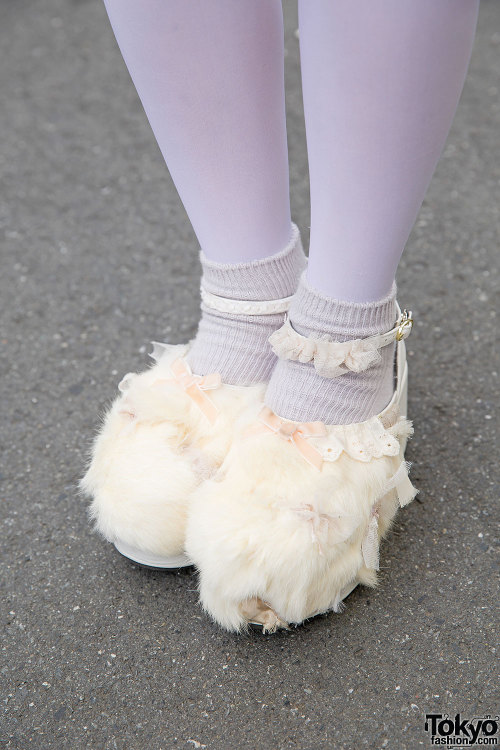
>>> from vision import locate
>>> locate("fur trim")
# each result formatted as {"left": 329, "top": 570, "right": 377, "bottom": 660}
{"left": 80, "top": 343, "right": 265, "bottom": 557}
{"left": 185, "top": 404, "right": 416, "bottom": 632}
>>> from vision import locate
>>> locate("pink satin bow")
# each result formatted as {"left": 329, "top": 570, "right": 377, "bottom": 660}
{"left": 169, "top": 358, "right": 221, "bottom": 424}
{"left": 289, "top": 502, "right": 337, "bottom": 554}
{"left": 254, "top": 406, "right": 327, "bottom": 470}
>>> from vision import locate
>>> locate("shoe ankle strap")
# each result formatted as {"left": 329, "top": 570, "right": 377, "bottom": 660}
{"left": 200, "top": 287, "right": 295, "bottom": 316}
{"left": 269, "top": 306, "right": 413, "bottom": 379}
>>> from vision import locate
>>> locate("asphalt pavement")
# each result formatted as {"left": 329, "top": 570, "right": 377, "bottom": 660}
{"left": 1, "top": 1, "right": 499, "bottom": 748}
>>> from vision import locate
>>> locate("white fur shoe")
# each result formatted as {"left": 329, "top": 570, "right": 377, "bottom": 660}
{"left": 80, "top": 291, "right": 298, "bottom": 568}
{"left": 185, "top": 309, "right": 417, "bottom": 631}
{"left": 80, "top": 342, "right": 265, "bottom": 567}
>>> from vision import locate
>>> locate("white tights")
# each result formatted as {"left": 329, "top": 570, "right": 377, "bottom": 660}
{"left": 103, "top": 0, "right": 479, "bottom": 302}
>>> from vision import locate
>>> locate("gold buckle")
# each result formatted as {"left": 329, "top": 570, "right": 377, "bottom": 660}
{"left": 396, "top": 309, "right": 413, "bottom": 341}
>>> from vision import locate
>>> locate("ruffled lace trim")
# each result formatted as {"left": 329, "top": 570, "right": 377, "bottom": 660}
{"left": 309, "top": 413, "right": 410, "bottom": 464}
{"left": 269, "top": 317, "right": 383, "bottom": 378}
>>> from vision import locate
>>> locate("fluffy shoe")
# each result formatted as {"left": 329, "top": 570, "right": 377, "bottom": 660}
{"left": 80, "top": 292, "right": 300, "bottom": 568}
{"left": 185, "top": 309, "right": 417, "bottom": 630}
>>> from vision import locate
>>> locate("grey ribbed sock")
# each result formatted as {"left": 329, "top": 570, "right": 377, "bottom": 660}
{"left": 265, "top": 273, "right": 397, "bottom": 424}
{"left": 186, "top": 224, "right": 306, "bottom": 385}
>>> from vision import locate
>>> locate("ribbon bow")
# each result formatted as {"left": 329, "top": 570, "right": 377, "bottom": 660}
{"left": 289, "top": 502, "right": 337, "bottom": 554}
{"left": 169, "top": 358, "right": 221, "bottom": 424}
{"left": 255, "top": 406, "right": 327, "bottom": 470}
{"left": 269, "top": 318, "right": 382, "bottom": 378}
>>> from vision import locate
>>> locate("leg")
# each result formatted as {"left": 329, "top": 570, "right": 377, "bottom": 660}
{"left": 185, "top": 2, "right": 481, "bottom": 632}
{"left": 102, "top": 0, "right": 305, "bottom": 384}
{"left": 83, "top": 1, "right": 306, "bottom": 567}
{"left": 103, "top": 0, "right": 291, "bottom": 263}
{"left": 266, "top": 0, "right": 479, "bottom": 424}
{"left": 301, "top": 0, "right": 480, "bottom": 303}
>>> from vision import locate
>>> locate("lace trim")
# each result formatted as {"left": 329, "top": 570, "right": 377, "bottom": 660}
{"left": 269, "top": 310, "right": 413, "bottom": 378}
{"left": 310, "top": 413, "right": 408, "bottom": 463}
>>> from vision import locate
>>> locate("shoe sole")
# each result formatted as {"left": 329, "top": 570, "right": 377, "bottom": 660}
{"left": 114, "top": 539, "right": 192, "bottom": 569}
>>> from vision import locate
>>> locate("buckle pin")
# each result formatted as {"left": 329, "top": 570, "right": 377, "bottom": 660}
{"left": 396, "top": 309, "right": 413, "bottom": 341}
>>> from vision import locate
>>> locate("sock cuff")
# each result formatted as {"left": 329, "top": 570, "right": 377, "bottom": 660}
{"left": 290, "top": 272, "right": 397, "bottom": 340}
{"left": 198, "top": 223, "right": 306, "bottom": 301}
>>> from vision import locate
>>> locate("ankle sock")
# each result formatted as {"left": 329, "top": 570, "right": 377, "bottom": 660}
{"left": 265, "top": 273, "right": 397, "bottom": 424}
{"left": 186, "top": 224, "right": 306, "bottom": 385}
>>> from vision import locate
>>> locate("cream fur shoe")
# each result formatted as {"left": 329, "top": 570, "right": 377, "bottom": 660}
{"left": 185, "top": 309, "right": 417, "bottom": 631}
{"left": 80, "top": 291, "right": 299, "bottom": 568}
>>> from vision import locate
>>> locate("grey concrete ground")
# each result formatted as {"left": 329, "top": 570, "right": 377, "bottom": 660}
{"left": 1, "top": 1, "right": 499, "bottom": 748}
